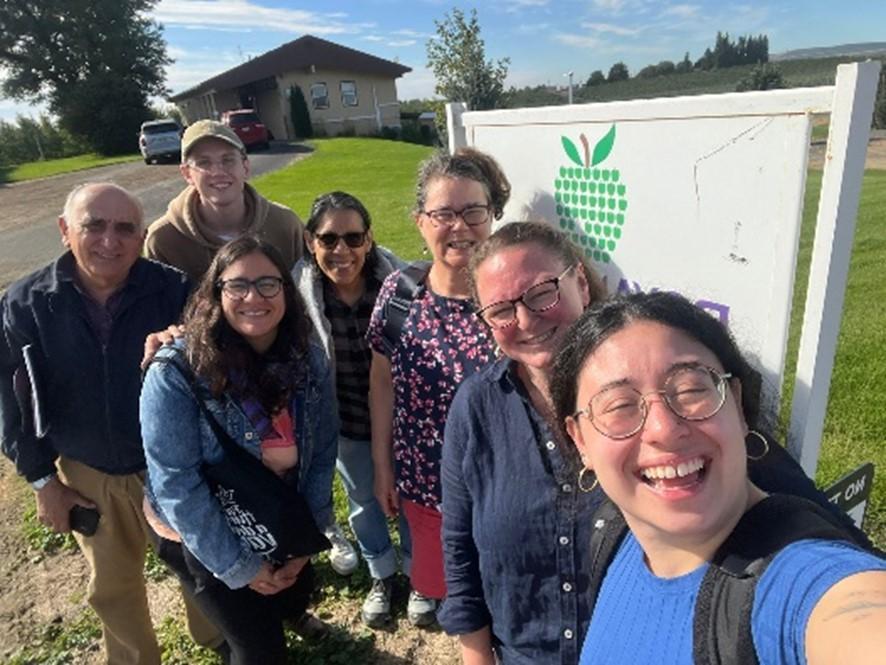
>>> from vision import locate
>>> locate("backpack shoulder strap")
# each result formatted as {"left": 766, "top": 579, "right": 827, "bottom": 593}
{"left": 693, "top": 494, "right": 869, "bottom": 665}
{"left": 379, "top": 260, "right": 431, "bottom": 355}
{"left": 586, "top": 498, "right": 630, "bottom": 609}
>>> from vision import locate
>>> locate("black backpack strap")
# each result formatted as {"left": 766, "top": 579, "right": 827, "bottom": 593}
{"left": 693, "top": 494, "right": 871, "bottom": 665}
{"left": 379, "top": 260, "right": 431, "bottom": 355}
{"left": 586, "top": 498, "right": 629, "bottom": 609}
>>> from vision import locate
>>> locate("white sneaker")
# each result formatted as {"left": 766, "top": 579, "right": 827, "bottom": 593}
{"left": 324, "top": 523, "right": 359, "bottom": 575}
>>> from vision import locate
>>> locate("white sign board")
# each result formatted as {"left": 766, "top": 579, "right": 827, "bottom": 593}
{"left": 448, "top": 62, "right": 880, "bottom": 475}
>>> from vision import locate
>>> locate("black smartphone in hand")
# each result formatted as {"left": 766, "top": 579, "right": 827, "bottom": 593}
{"left": 69, "top": 505, "right": 100, "bottom": 536}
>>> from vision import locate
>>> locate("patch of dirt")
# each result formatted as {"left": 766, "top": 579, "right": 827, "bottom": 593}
{"left": 808, "top": 130, "right": 886, "bottom": 170}
{"left": 0, "top": 457, "right": 460, "bottom": 663}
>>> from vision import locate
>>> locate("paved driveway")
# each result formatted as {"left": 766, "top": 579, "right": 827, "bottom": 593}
{"left": 0, "top": 142, "right": 311, "bottom": 290}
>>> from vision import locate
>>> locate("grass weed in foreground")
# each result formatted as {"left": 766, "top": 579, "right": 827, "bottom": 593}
{"left": 0, "top": 153, "right": 141, "bottom": 184}
{"left": 252, "top": 138, "right": 435, "bottom": 262}
{"left": 781, "top": 169, "right": 886, "bottom": 548}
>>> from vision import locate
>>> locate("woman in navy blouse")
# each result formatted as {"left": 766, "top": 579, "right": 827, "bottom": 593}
{"left": 438, "top": 221, "right": 607, "bottom": 664}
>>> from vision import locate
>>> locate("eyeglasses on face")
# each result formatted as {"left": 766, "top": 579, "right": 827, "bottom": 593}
{"left": 476, "top": 264, "right": 577, "bottom": 329}
{"left": 218, "top": 276, "right": 284, "bottom": 300}
{"left": 422, "top": 204, "right": 491, "bottom": 228}
{"left": 313, "top": 231, "right": 368, "bottom": 249}
{"left": 187, "top": 154, "right": 243, "bottom": 173}
{"left": 571, "top": 365, "right": 733, "bottom": 440}
{"left": 75, "top": 218, "right": 141, "bottom": 237}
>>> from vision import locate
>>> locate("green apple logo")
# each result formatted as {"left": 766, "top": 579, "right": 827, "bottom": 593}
{"left": 553, "top": 125, "right": 627, "bottom": 263}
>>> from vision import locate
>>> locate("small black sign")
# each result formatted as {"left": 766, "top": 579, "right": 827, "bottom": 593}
{"left": 824, "top": 462, "right": 874, "bottom": 528}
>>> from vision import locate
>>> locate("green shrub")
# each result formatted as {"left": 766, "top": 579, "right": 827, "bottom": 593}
{"left": 289, "top": 85, "right": 313, "bottom": 139}
{"left": 735, "top": 63, "right": 786, "bottom": 92}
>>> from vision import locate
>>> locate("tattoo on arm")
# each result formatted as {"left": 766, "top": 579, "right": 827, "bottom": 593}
{"left": 823, "top": 589, "right": 886, "bottom": 623}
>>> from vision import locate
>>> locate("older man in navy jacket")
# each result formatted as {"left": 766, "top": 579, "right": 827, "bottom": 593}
{"left": 0, "top": 183, "right": 220, "bottom": 664}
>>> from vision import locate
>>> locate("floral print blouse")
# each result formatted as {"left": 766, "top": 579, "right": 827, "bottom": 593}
{"left": 367, "top": 269, "right": 496, "bottom": 509}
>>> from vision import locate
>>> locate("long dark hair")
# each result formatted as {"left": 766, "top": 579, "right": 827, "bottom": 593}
{"left": 305, "top": 190, "right": 378, "bottom": 276}
{"left": 551, "top": 291, "right": 765, "bottom": 443}
{"left": 183, "top": 236, "right": 311, "bottom": 414}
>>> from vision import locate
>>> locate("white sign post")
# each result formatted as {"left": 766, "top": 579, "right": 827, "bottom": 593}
{"left": 448, "top": 62, "right": 881, "bottom": 477}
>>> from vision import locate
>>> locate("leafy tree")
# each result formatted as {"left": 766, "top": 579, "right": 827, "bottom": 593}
{"left": 607, "top": 62, "right": 629, "bottom": 82}
{"left": 0, "top": 114, "right": 87, "bottom": 165}
{"left": 676, "top": 52, "right": 693, "bottom": 74}
{"left": 873, "top": 64, "right": 886, "bottom": 130}
{"left": 655, "top": 60, "right": 676, "bottom": 76}
{"left": 0, "top": 0, "right": 171, "bottom": 155}
{"left": 289, "top": 85, "right": 313, "bottom": 138}
{"left": 426, "top": 8, "right": 510, "bottom": 110}
{"left": 636, "top": 64, "right": 659, "bottom": 79}
{"left": 736, "top": 63, "right": 786, "bottom": 92}
{"left": 586, "top": 70, "right": 606, "bottom": 87}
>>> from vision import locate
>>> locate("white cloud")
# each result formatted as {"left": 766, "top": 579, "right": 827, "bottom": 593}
{"left": 387, "top": 39, "right": 417, "bottom": 47}
{"left": 391, "top": 28, "right": 432, "bottom": 38}
{"left": 582, "top": 22, "right": 642, "bottom": 36}
{"left": 593, "top": 0, "right": 628, "bottom": 11}
{"left": 152, "top": 0, "right": 365, "bottom": 35}
{"left": 555, "top": 33, "right": 603, "bottom": 49}
{"left": 164, "top": 47, "right": 242, "bottom": 93}
{"left": 396, "top": 66, "right": 437, "bottom": 100}
{"left": 362, "top": 35, "right": 384, "bottom": 42}
{"left": 662, "top": 4, "right": 700, "bottom": 19}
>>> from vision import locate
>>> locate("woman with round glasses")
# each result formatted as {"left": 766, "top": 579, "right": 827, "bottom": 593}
{"left": 438, "top": 221, "right": 607, "bottom": 664}
{"left": 140, "top": 236, "right": 338, "bottom": 663}
{"left": 366, "top": 148, "right": 509, "bottom": 625}
{"left": 551, "top": 291, "right": 886, "bottom": 665}
{"left": 292, "top": 191, "right": 409, "bottom": 626}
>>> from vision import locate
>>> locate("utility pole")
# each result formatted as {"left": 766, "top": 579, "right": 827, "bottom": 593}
{"left": 564, "top": 71, "right": 574, "bottom": 104}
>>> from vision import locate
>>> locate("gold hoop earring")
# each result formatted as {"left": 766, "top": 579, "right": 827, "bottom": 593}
{"left": 578, "top": 467, "right": 599, "bottom": 493}
{"left": 746, "top": 430, "right": 770, "bottom": 461}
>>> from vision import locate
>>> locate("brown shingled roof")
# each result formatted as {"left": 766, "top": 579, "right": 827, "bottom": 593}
{"left": 170, "top": 34, "right": 412, "bottom": 101}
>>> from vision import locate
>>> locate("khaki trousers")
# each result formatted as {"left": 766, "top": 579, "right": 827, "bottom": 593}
{"left": 57, "top": 457, "right": 223, "bottom": 664}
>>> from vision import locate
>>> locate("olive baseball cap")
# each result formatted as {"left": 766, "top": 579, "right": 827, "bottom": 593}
{"left": 181, "top": 120, "right": 246, "bottom": 160}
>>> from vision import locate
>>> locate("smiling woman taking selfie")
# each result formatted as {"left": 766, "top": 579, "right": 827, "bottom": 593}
{"left": 551, "top": 291, "right": 886, "bottom": 665}
{"left": 140, "top": 236, "right": 337, "bottom": 664}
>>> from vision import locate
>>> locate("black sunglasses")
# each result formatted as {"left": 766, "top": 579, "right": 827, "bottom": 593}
{"left": 313, "top": 231, "right": 368, "bottom": 249}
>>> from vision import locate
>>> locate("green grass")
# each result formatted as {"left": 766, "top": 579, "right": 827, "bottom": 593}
{"left": 5, "top": 609, "right": 103, "bottom": 665}
{"left": 252, "top": 138, "right": 435, "bottom": 261}
{"left": 782, "top": 169, "right": 886, "bottom": 547}
{"left": 0, "top": 153, "right": 141, "bottom": 184}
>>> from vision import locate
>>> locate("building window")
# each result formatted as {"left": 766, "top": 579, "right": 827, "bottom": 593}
{"left": 340, "top": 80, "right": 358, "bottom": 107}
{"left": 310, "top": 83, "right": 329, "bottom": 109}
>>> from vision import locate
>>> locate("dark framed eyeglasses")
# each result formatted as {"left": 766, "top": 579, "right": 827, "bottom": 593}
{"left": 571, "top": 365, "right": 733, "bottom": 440}
{"left": 218, "top": 276, "right": 284, "bottom": 300}
{"left": 313, "top": 231, "right": 368, "bottom": 249}
{"left": 422, "top": 204, "right": 491, "bottom": 228}
{"left": 476, "top": 264, "right": 578, "bottom": 329}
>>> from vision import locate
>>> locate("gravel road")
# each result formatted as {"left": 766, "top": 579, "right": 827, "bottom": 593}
{"left": 0, "top": 142, "right": 311, "bottom": 291}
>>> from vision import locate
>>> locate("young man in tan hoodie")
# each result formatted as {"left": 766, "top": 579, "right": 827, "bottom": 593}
{"left": 145, "top": 120, "right": 304, "bottom": 281}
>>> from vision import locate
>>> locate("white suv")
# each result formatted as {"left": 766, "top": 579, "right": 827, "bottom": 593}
{"left": 139, "top": 119, "right": 182, "bottom": 164}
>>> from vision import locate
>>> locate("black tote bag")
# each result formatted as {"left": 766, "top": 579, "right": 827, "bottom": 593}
{"left": 157, "top": 357, "right": 330, "bottom": 566}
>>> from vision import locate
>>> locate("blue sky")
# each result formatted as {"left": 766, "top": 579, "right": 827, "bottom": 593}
{"left": 1, "top": 0, "right": 883, "bottom": 121}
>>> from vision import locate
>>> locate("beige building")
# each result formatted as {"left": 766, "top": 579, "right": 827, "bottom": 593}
{"left": 170, "top": 35, "right": 411, "bottom": 139}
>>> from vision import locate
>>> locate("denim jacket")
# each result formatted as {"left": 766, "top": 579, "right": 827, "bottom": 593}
{"left": 140, "top": 339, "right": 338, "bottom": 589}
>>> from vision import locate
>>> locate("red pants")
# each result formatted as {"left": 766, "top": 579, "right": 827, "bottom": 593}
{"left": 401, "top": 498, "right": 446, "bottom": 599}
